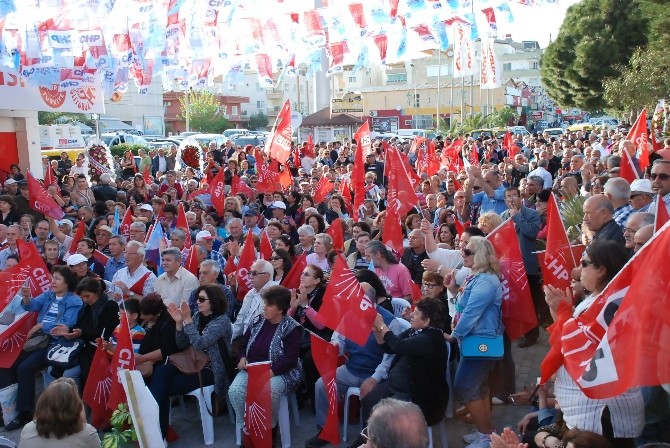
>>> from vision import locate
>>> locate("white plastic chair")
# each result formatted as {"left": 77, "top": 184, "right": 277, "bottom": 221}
{"left": 445, "top": 341, "right": 455, "bottom": 418}
{"left": 342, "top": 386, "right": 361, "bottom": 442}
{"left": 395, "top": 316, "right": 411, "bottom": 331}
{"left": 390, "top": 298, "right": 411, "bottom": 318}
{"left": 235, "top": 393, "right": 293, "bottom": 448}
{"left": 185, "top": 385, "right": 216, "bottom": 445}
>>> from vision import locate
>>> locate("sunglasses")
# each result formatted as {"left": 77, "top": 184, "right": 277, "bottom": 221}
{"left": 270, "top": 256, "right": 282, "bottom": 261}
{"left": 301, "top": 271, "right": 314, "bottom": 277}
{"left": 462, "top": 248, "right": 475, "bottom": 257}
{"left": 197, "top": 295, "right": 210, "bottom": 303}
{"left": 581, "top": 259, "right": 595, "bottom": 268}
{"left": 249, "top": 271, "right": 269, "bottom": 277}
{"left": 650, "top": 173, "right": 670, "bottom": 181}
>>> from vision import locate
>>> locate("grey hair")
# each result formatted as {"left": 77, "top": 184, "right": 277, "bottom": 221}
{"left": 194, "top": 243, "right": 208, "bottom": 257}
{"left": 160, "top": 247, "right": 181, "bottom": 262}
{"left": 367, "top": 398, "right": 429, "bottom": 448}
{"left": 200, "top": 259, "right": 220, "bottom": 275}
{"left": 126, "top": 240, "right": 146, "bottom": 258}
{"left": 252, "top": 259, "right": 274, "bottom": 276}
{"left": 227, "top": 218, "right": 243, "bottom": 229}
{"left": 110, "top": 234, "right": 127, "bottom": 245}
{"left": 628, "top": 212, "right": 655, "bottom": 228}
{"left": 297, "top": 224, "right": 315, "bottom": 237}
{"left": 604, "top": 178, "right": 631, "bottom": 200}
{"left": 170, "top": 228, "right": 185, "bottom": 240}
{"left": 527, "top": 176, "right": 544, "bottom": 187}
{"left": 538, "top": 158, "right": 549, "bottom": 168}
{"left": 130, "top": 222, "right": 146, "bottom": 231}
{"left": 185, "top": 211, "right": 196, "bottom": 219}
{"left": 366, "top": 240, "right": 397, "bottom": 264}
{"left": 8, "top": 224, "right": 23, "bottom": 236}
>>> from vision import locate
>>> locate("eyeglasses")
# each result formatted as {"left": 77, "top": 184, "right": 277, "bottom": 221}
{"left": 462, "top": 248, "right": 476, "bottom": 257}
{"left": 422, "top": 283, "right": 439, "bottom": 289}
{"left": 249, "top": 271, "right": 270, "bottom": 277}
{"left": 650, "top": 173, "right": 670, "bottom": 181}
{"left": 270, "top": 256, "right": 282, "bottom": 261}
{"left": 360, "top": 426, "right": 370, "bottom": 443}
{"left": 197, "top": 295, "right": 210, "bottom": 303}
{"left": 581, "top": 259, "right": 596, "bottom": 268}
{"left": 301, "top": 271, "right": 314, "bottom": 277}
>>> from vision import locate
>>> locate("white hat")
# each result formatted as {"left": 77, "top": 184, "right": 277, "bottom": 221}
{"left": 57, "top": 219, "right": 74, "bottom": 229}
{"left": 95, "top": 225, "right": 113, "bottom": 235}
{"left": 195, "top": 230, "right": 214, "bottom": 241}
{"left": 4, "top": 178, "right": 16, "bottom": 186}
{"left": 66, "top": 254, "right": 88, "bottom": 266}
{"left": 270, "top": 201, "right": 286, "bottom": 210}
{"left": 630, "top": 179, "right": 654, "bottom": 196}
{"left": 140, "top": 204, "right": 153, "bottom": 212}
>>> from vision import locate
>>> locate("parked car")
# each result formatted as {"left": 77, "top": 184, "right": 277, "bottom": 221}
{"left": 544, "top": 128, "right": 565, "bottom": 138}
{"left": 190, "top": 133, "right": 228, "bottom": 149}
{"left": 508, "top": 126, "right": 530, "bottom": 136}
{"left": 471, "top": 128, "right": 498, "bottom": 140}
{"left": 100, "top": 133, "right": 149, "bottom": 147}
{"left": 223, "top": 128, "right": 249, "bottom": 138}
{"left": 232, "top": 135, "right": 266, "bottom": 148}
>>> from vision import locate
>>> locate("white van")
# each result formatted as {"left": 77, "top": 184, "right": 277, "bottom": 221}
{"left": 223, "top": 128, "right": 249, "bottom": 138}
{"left": 589, "top": 116, "right": 619, "bottom": 129}
{"left": 396, "top": 128, "right": 427, "bottom": 139}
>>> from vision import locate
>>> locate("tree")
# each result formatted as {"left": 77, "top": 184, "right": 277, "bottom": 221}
{"left": 179, "top": 90, "right": 232, "bottom": 134}
{"left": 248, "top": 111, "right": 269, "bottom": 130}
{"left": 38, "top": 112, "right": 91, "bottom": 126}
{"left": 541, "top": 0, "right": 648, "bottom": 111}
{"left": 488, "top": 107, "right": 519, "bottom": 128}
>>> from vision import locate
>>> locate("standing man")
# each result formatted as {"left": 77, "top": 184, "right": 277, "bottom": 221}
{"left": 649, "top": 159, "right": 670, "bottom": 215}
{"left": 196, "top": 230, "right": 226, "bottom": 274}
{"left": 104, "top": 235, "right": 127, "bottom": 282}
{"left": 92, "top": 173, "right": 118, "bottom": 202}
{"left": 604, "top": 178, "right": 633, "bottom": 229}
{"left": 501, "top": 187, "right": 544, "bottom": 348}
{"left": 464, "top": 166, "right": 508, "bottom": 216}
{"left": 166, "top": 145, "right": 177, "bottom": 172}
{"left": 154, "top": 247, "right": 199, "bottom": 307}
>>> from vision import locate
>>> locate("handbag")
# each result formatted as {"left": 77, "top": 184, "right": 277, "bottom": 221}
{"left": 46, "top": 339, "right": 84, "bottom": 369}
{"left": 169, "top": 346, "right": 209, "bottom": 375}
{"left": 461, "top": 334, "right": 504, "bottom": 359}
{"left": 23, "top": 331, "right": 51, "bottom": 353}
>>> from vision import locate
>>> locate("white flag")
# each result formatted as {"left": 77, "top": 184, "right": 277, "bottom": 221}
{"left": 480, "top": 37, "right": 501, "bottom": 90}
{"left": 453, "top": 23, "right": 475, "bottom": 77}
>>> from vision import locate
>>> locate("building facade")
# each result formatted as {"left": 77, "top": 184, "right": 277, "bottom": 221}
{"left": 162, "top": 91, "right": 250, "bottom": 135}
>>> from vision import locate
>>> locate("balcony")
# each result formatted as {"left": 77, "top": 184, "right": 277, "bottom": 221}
{"left": 224, "top": 114, "right": 249, "bottom": 122}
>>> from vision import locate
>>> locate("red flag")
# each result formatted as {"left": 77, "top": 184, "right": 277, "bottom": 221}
{"left": 542, "top": 222, "right": 670, "bottom": 397}
{"left": 82, "top": 338, "right": 113, "bottom": 428}
{"left": 655, "top": 201, "right": 669, "bottom": 232}
{"left": 236, "top": 230, "right": 256, "bottom": 299}
{"left": 314, "top": 256, "right": 376, "bottom": 346}
{"left": 310, "top": 334, "right": 340, "bottom": 445}
{"left": 626, "top": 109, "right": 649, "bottom": 171}
{"left": 417, "top": 139, "right": 439, "bottom": 177}
{"left": 15, "top": 239, "right": 53, "bottom": 297}
{"left": 267, "top": 100, "right": 293, "bottom": 164}
{"left": 68, "top": 220, "right": 87, "bottom": 255}
{"left": 256, "top": 164, "right": 280, "bottom": 194}
{"left": 44, "top": 165, "right": 57, "bottom": 187}
{"left": 441, "top": 139, "right": 464, "bottom": 172}
{"left": 352, "top": 123, "right": 369, "bottom": 220}
{"left": 338, "top": 178, "right": 354, "bottom": 214}
{"left": 304, "top": 134, "right": 316, "bottom": 159}
{"left": 454, "top": 219, "right": 465, "bottom": 237}
{"left": 143, "top": 164, "right": 151, "bottom": 185}
{"left": 259, "top": 230, "right": 273, "bottom": 261}
{"left": 313, "top": 177, "right": 334, "bottom": 205}
{"left": 326, "top": 218, "right": 344, "bottom": 251}
{"left": 243, "top": 362, "right": 273, "bottom": 448}
{"left": 187, "top": 187, "right": 209, "bottom": 201}
{"left": 224, "top": 254, "right": 237, "bottom": 277}
{"left": 281, "top": 252, "right": 307, "bottom": 289}
{"left": 175, "top": 203, "right": 191, "bottom": 250}
{"left": 0, "top": 312, "right": 37, "bottom": 368}
{"left": 397, "top": 150, "right": 422, "bottom": 191}
{"left": 410, "top": 281, "right": 422, "bottom": 305}
{"left": 382, "top": 198, "right": 404, "bottom": 255}
{"left": 487, "top": 219, "right": 539, "bottom": 340}
{"left": 107, "top": 313, "right": 136, "bottom": 411}
{"left": 278, "top": 167, "right": 293, "bottom": 189}
{"left": 209, "top": 167, "right": 227, "bottom": 216}
{"left": 185, "top": 245, "right": 199, "bottom": 276}
{"left": 386, "top": 148, "right": 419, "bottom": 217}
{"left": 503, "top": 131, "right": 520, "bottom": 158}
{"left": 619, "top": 147, "right": 640, "bottom": 184}
{"left": 542, "top": 194, "right": 576, "bottom": 291}
{"left": 26, "top": 171, "right": 64, "bottom": 220}
{"left": 119, "top": 207, "right": 134, "bottom": 240}
{"left": 93, "top": 250, "right": 110, "bottom": 266}
{"left": 231, "top": 175, "right": 254, "bottom": 197}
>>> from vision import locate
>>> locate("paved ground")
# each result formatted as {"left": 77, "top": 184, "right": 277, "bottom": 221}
{"left": 1, "top": 331, "right": 549, "bottom": 447}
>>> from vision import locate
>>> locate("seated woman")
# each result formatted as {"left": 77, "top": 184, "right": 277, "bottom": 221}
{"left": 150, "top": 285, "right": 233, "bottom": 439}
{"left": 135, "top": 293, "right": 180, "bottom": 377}
{"left": 0, "top": 266, "right": 82, "bottom": 432}
{"left": 228, "top": 285, "right": 302, "bottom": 445}
{"left": 18, "top": 377, "right": 101, "bottom": 448}
{"left": 348, "top": 298, "right": 450, "bottom": 448}
{"left": 45, "top": 277, "right": 119, "bottom": 388}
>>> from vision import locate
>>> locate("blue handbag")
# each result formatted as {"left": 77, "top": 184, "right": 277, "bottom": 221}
{"left": 460, "top": 334, "right": 504, "bottom": 359}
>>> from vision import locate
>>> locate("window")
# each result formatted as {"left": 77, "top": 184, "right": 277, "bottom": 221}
{"left": 415, "top": 115, "right": 433, "bottom": 129}
{"left": 348, "top": 76, "right": 357, "bottom": 83}
{"left": 231, "top": 106, "right": 238, "bottom": 115}
{"left": 256, "top": 100, "right": 266, "bottom": 109}
{"left": 387, "top": 73, "right": 407, "bottom": 83}
{"left": 414, "top": 93, "right": 420, "bottom": 108}
{"left": 503, "top": 63, "right": 512, "bottom": 71}
{"left": 531, "top": 61, "right": 539, "bottom": 70}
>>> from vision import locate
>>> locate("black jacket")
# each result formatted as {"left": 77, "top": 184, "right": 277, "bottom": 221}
{"left": 382, "top": 327, "right": 448, "bottom": 425}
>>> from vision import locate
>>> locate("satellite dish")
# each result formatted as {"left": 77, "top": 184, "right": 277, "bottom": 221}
{"left": 290, "top": 111, "right": 303, "bottom": 130}
{"left": 395, "top": 106, "right": 402, "bottom": 111}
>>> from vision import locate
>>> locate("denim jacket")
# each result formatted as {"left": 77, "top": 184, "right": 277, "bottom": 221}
{"left": 21, "top": 291, "right": 83, "bottom": 334}
{"left": 452, "top": 272, "right": 503, "bottom": 340}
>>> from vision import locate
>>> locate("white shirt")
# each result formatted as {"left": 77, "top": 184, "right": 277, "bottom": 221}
{"left": 528, "top": 166, "right": 553, "bottom": 189}
{"left": 232, "top": 280, "right": 278, "bottom": 339}
{"left": 154, "top": 266, "right": 199, "bottom": 307}
{"left": 105, "top": 265, "right": 157, "bottom": 302}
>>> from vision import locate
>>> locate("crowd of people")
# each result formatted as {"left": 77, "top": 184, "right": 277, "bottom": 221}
{"left": 0, "top": 127, "right": 668, "bottom": 448}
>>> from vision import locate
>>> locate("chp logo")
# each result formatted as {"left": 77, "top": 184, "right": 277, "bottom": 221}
{"left": 70, "top": 86, "right": 96, "bottom": 111}
{"left": 39, "top": 84, "right": 67, "bottom": 109}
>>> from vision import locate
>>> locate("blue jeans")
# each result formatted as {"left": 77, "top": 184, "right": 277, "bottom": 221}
{"left": 148, "top": 363, "right": 215, "bottom": 438}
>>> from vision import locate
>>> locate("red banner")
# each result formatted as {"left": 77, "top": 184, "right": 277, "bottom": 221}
{"left": 313, "top": 177, "right": 334, "bottom": 205}
{"left": 626, "top": 109, "right": 649, "bottom": 171}
{"left": 441, "top": 139, "right": 464, "bottom": 172}
{"left": 82, "top": 338, "right": 113, "bottom": 428}
{"left": 107, "top": 313, "right": 136, "bottom": 411}
{"left": 352, "top": 123, "right": 369, "bottom": 220}
{"left": 268, "top": 100, "right": 293, "bottom": 164}
{"left": 542, "top": 194, "right": 576, "bottom": 292}
{"left": 310, "top": 333, "right": 340, "bottom": 445}
{"left": 243, "top": 362, "right": 273, "bottom": 448}
{"left": 487, "top": 219, "right": 539, "bottom": 340}
{"left": 0, "top": 312, "right": 37, "bottom": 368}
{"left": 231, "top": 174, "right": 254, "bottom": 197}
{"left": 27, "top": 171, "right": 64, "bottom": 220}
{"left": 259, "top": 230, "right": 273, "bottom": 261}
{"left": 315, "top": 256, "right": 376, "bottom": 346}
{"left": 119, "top": 207, "right": 133, "bottom": 240}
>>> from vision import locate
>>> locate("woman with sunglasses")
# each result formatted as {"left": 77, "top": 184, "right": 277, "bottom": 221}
{"left": 270, "top": 249, "right": 293, "bottom": 283}
{"left": 153, "top": 285, "right": 233, "bottom": 439}
{"left": 543, "top": 240, "right": 642, "bottom": 447}
{"left": 444, "top": 236, "right": 503, "bottom": 448}
{"left": 288, "top": 265, "right": 331, "bottom": 406}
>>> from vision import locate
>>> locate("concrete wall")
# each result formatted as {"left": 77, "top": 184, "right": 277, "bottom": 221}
{"left": 0, "top": 109, "right": 42, "bottom": 178}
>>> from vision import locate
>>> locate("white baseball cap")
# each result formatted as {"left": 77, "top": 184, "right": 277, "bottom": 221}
{"left": 66, "top": 254, "right": 88, "bottom": 266}
{"left": 270, "top": 201, "right": 286, "bottom": 210}
{"left": 195, "top": 230, "right": 214, "bottom": 241}
{"left": 140, "top": 204, "right": 153, "bottom": 212}
{"left": 630, "top": 179, "right": 654, "bottom": 196}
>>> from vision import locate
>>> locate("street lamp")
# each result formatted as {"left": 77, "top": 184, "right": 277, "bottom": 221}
{"left": 90, "top": 113, "right": 100, "bottom": 142}
{"left": 410, "top": 63, "right": 417, "bottom": 129}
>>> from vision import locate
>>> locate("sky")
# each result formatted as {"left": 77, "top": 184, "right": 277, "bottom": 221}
{"left": 504, "top": 0, "right": 581, "bottom": 48}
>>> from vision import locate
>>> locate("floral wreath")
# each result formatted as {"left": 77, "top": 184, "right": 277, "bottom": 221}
{"left": 86, "top": 139, "right": 115, "bottom": 179}
{"left": 180, "top": 144, "right": 201, "bottom": 170}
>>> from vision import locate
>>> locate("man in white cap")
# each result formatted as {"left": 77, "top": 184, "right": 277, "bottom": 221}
{"left": 270, "top": 200, "right": 287, "bottom": 221}
{"left": 629, "top": 179, "right": 655, "bottom": 212}
{"left": 154, "top": 247, "right": 199, "bottom": 307}
{"left": 138, "top": 204, "right": 155, "bottom": 227}
{"left": 106, "top": 240, "right": 157, "bottom": 302}
{"left": 3, "top": 178, "right": 18, "bottom": 196}
{"left": 195, "top": 230, "right": 226, "bottom": 274}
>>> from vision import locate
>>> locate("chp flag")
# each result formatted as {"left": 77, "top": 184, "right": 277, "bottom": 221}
{"left": 26, "top": 170, "right": 65, "bottom": 220}
{"left": 267, "top": 99, "right": 293, "bottom": 164}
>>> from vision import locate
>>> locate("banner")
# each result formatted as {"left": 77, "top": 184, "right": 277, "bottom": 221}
{"left": 480, "top": 37, "right": 501, "bottom": 90}
{"left": 267, "top": 100, "right": 293, "bottom": 164}
{"left": 243, "top": 362, "right": 273, "bottom": 448}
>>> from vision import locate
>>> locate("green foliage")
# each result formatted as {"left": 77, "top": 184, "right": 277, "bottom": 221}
{"left": 248, "top": 111, "right": 269, "bottom": 130}
{"left": 488, "top": 107, "right": 519, "bottom": 128}
{"left": 38, "top": 112, "right": 92, "bottom": 126}
{"left": 179, "top": 90, "right": 233, "bottom": 134}
{"left": 541, "top": 0, "right": 648, "bottom": 111}
{"left": 560, "top": 195, "right": 587, "bottom": 242}
{"left": 102, "top": 403, "right": 138, "bottom": 448}
{"left": 110, "top": 143, "right": 148, "bottom": 159}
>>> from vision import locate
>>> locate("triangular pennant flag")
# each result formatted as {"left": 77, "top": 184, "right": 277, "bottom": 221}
{"left": 259, "top": 230, "right": 273, "bottom": 261}
{"left": 619, "top": 147, "right": 640, "bottom": 184}
{"left": 313, "top": 177, "right": 334, "bottom": 205}
{"left": 68, "top": 220, "right": 87, "bottom": 255}
{"left": 655, "top": 200, "right": 669, "bottom": 232}
{"left": 626, "top": 108, "right": 649, "bottom": 171}
{"left": 209, "top": 167, "right": 227, "bottom": 216}
{"left": 185, "top": 245, "right": 199, "bottom": 277}
{"left": 176, "top": 203, "right": 191, "bottom": 250}
{"left": 281, "top": 252, "right": 307, "bottom": 289}
{"left": 107, "top": 313, "right": 136, "bottom": 410}
{"left": 119, "top": 207, "right": 134, "bottom": 240}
